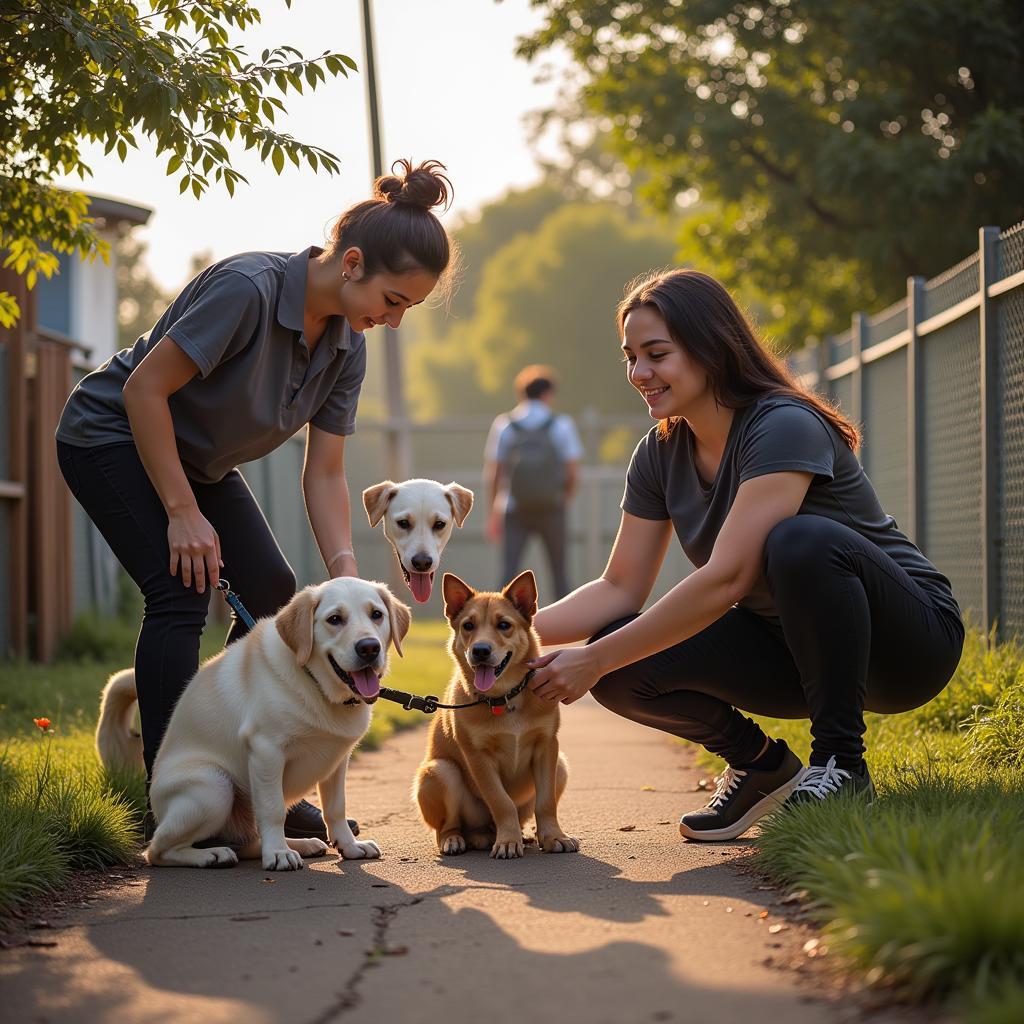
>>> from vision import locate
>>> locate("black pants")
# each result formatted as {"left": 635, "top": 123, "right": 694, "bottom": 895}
{"left": 589, "top": 515, "right": 965, "bottom": 770}
{"left": 503, "top": 504, "right": 570, "bottom": 599}
{"left": 57, "top": 441, "right": 296, "bottom": 776}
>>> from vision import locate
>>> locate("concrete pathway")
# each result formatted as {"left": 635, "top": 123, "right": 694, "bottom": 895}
{"left": 1, "top": 698, "right": 866, "bottom": 1023}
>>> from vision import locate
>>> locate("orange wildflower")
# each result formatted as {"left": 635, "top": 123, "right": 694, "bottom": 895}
{"left": 33, "top": 717, "right": 52, "bottom": 731}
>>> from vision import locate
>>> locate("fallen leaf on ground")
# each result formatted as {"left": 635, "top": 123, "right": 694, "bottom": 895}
{"left": 618, "top": 824, "right": 636, "bottom": 831}
{"left": 640, "top": 785, "right": 655, "bottom": 791}
{"left": 759, "top": 910, "right": 769, "bottom": 919}
{"left": 768, "top": 924, "right": 787, "bottom": 934}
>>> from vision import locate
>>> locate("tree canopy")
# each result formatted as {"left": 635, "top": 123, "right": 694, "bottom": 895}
{"left": 0, "top": 0, "right": 355, "bottom": 325}
{"left": 407, "top": 195, "right": 678, "bottom": 422}
{"left": 518, "top": 0, "right": 1024, "bottom": 341}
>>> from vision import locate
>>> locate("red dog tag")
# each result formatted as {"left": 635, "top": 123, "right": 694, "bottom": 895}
{"left": 491, "top": 705, "right": 505, "bottom": 716}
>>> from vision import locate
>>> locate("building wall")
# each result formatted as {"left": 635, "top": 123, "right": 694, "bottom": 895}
{"left": 36, "top": 226, "right": 120, "bottom": 364}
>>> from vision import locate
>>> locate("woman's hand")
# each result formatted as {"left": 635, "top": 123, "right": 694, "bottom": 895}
{"left": 526, "top": 647, "right": 604, "bottom": 705}
{"left": 167, "top": 506, "right": 222, "bottom": 593}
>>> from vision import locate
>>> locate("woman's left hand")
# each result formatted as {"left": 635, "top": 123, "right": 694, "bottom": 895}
{"left": 526, "top": 647, "right": 603, "bottom": 705}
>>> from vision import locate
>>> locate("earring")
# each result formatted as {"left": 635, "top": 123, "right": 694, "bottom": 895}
{"left": 342, "top": 271, "right": 350, "bottom": 281}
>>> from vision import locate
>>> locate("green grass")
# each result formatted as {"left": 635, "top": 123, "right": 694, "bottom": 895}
{"left": 0, "top": 615, "right": 453, "bottom": 918}
{"left": 692, "top": 626, "right": 1024, "bottom": 1016}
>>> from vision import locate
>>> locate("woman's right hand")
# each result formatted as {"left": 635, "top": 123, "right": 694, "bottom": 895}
{"left": 167, "top": 506, "right": 222, "bottom": 593}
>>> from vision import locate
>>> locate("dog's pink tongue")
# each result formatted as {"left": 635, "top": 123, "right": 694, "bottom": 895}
{"left": 409, "top": 571, "right": 433, "bottom": 604}
{"left": 351, "top": 668, "right": 380, "bottom": 698}
{"left": 473, "top": 665, "right": 496, "bottom": 692}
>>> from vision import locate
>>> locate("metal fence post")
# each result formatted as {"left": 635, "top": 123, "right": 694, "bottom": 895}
{"left": 979, "top": 226, "right": 1002, "bottom": 639}
{"left": 817, "top": 336, "right": 830, "bottom": 397}
{"left": 581, "top": 406, "right": 601, "bottom": 579}
{"left": 851, "top": 312, "right": 867, "bottom": 460}
{"left": 906, "top": 276, "right": 926, "bottom": 546}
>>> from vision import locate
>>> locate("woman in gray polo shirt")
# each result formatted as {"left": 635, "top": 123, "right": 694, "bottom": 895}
{"left": 56, "top": 160, "right": 455, "bottom": 841}
{"left": 524, "top": 268, "right": 964, "bottom": 842}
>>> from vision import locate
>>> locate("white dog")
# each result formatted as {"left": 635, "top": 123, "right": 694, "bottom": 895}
{"left": 363, "top": 479, "right": 473, "bottom": 604}
{"left": 96, "top": 577, "right": 410, "bottom": 870}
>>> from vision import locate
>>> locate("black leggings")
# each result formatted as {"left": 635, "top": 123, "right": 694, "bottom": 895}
{"left": 589, "top": 515, "right": 965, "bottom": 770}
{"left": 57, "top": 441, "right": 296, "bottom": 776}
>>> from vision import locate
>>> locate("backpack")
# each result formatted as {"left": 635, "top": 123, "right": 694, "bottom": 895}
{"left": 505, "top": 415, "right": 566, "bottom": 512}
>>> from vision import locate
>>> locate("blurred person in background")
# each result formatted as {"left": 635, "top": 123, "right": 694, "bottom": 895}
{"left": 484, "top": 365, "right": 583, "bottom": 601}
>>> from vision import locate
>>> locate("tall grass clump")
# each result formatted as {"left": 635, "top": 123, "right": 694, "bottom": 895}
{"left": 747, "top": 625, "right": 1024, "bottom": 1014}
{"left": 0, "top": 739, "right": 138, "bottom": 916}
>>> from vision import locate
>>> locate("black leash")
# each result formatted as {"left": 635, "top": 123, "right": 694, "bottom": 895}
{"left": 216, "top": 580, "right": 534, "bottom": 716}
{"left": 378, "top": 671, "right": 534, "bottom": 717}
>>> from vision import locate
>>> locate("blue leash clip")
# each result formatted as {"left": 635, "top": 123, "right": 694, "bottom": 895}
{"left": 216, "top": 579, "right": 257, "bottom": 630}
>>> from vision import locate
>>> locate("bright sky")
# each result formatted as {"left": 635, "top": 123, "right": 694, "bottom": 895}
{"left": 58, "top": 0, "right": 567, "bottom": 292}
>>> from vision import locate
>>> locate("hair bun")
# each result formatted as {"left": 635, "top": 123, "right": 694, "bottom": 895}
{"left": 374, "top": 158, "right": 453, "bottom": 213}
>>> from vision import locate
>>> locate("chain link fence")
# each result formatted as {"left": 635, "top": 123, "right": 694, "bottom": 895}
{"left": 792, "top": 223, "right": 1024, "bottom": 639}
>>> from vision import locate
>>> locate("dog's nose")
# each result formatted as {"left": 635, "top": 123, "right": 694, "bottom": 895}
{"left": 470, "top": 643, "right": 491, "bottom": 663}
{"left": 355, "top": 638, "right": 381, "bottom": 663}
{"left": 410, "top": 552, "right": 433, "bottom": 573}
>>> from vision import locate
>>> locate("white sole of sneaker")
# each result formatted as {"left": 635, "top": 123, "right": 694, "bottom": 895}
{"left": 678, "top": 770, "right": 805, "bottom": 842}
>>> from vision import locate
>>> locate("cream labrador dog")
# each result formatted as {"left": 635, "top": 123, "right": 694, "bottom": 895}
{"left": 98, "top": 577, "right": 410, "bottom": 870}
{"left": 363, "top": 479, "right": 474, "bottom": 604}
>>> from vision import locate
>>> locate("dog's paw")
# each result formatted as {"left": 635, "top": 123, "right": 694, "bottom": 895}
{"left": 263, "top": 848, "right": 304, "bottom": 871}
{"left": 540, "top": 834, "right": 581, "bottom": 854}
{"left": 338, "top": 839, "right": 381, "bottom": 860}
{"left": 199, "top": 846, "right": 238, "bottom": 868}
{"left": 440, "top": 834, "right": 466, "bottom": 856}
{"left": 490, "top": 836, "right": 525, "bottom": 859}
{"left": 290, "top": 837, "right": 329, "bottom": 857}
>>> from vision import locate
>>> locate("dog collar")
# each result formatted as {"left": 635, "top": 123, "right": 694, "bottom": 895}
{"left": 484, "top": 671, "right": 533, "bottom": 716}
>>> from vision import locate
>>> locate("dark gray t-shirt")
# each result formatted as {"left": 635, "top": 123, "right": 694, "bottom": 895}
{"left": 56, "top": 247, "right": 366, "bottom": 484}
{"left": 621, "top": 396, "right": 959, "bottom": 622}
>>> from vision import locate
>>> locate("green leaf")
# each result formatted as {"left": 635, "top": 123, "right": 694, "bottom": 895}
{"left": 272, "top": 147, "right": 284, "bottom": 174}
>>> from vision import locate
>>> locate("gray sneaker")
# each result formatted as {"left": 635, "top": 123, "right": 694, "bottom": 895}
{"left": 679, "top": 740, "right": 805, "bottom": 841}
{"left": 787, "top": 756, "right": 874, "bottom": 806}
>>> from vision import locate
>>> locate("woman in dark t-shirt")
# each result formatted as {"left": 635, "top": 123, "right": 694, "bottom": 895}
{"left": 525, "top": 268, "right": 964, "bottom": 842}
{"left": 56, "top": 160, "right": 456, "bottom": 844}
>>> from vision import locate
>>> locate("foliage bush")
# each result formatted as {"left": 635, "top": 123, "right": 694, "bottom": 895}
{"left": 718, "top": 627, "right": 1024, "bottom": 1016}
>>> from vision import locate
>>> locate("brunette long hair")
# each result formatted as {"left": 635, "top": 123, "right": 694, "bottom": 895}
{"left": 616, "top": 269, "right": 860, "bottom": 450}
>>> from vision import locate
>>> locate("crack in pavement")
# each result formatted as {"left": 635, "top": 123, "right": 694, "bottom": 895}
{"left": 305, "top": 896, "right": 424, "bottom": 1024}
{"left": 79, "top": 882, "right": 523, "bottom": 928}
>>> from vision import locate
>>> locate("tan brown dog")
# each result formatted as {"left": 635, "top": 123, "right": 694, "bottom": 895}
{"left": 413, "top": 570, "right": 580, "bottom": 859}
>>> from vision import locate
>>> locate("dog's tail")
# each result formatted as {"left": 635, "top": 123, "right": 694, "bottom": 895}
{"left": 96, "top": 669, "right": 144, "bottom": 772}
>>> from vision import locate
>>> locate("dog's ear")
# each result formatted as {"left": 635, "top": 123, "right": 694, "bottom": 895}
{"left": 363, "top": 480, "right": 398, "bottom": 528}
{"left": 375, "top": 584, "right": 411, "bottom": 658}
{"left": 275, "top": 587, "right": 319, "bottom": 666}
{"left": 502, "top": 570, "right": 538, "bottom": 622}
{"left": 442, "top": 573, "right": 475, "bottom": 621}
{"left": 443, "top": 483, "right": 474, "bottom": 527}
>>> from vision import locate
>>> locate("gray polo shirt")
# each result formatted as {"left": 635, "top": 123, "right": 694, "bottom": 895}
{"left": 56, "top": 247, "right": 366, "bottom": 484}
{"left": 621, "top": 396, "right": 960, "bottom": 622}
